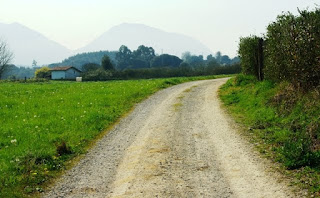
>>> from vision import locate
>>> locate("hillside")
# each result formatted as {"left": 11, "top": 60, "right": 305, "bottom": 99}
{"left": 49, "top": 51, "right": 117, "bottom": 70}
{"left": 78, "top": 23, "right": 212, "bottom": 57}
{"left": 0, "top": 23, "right": 71, "bottom": 66}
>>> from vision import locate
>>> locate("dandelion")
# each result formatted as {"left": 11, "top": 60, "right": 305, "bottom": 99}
{"left": 11, "top": 139, "right": 17, "bottom": 143}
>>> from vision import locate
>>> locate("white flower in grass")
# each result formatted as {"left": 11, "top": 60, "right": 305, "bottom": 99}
{"left": 11, "top": 139, "right": 17, "bottom": 143}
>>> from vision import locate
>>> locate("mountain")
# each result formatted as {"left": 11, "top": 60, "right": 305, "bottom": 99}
{"left": 78, "top": 23, "right": 212, "bottom": 57}
{"left": 0, "top": 23, "right": 212, "bottom": 66}
{"left": 0, "top": 23, "right": 71, "bottom": 66}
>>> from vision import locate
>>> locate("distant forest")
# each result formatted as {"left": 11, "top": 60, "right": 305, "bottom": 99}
{"left": 2, "top": 65, "right": 37, "bottom": 80}
{"left": 2, "top": 45, "right": 240, "bottom": 79}
{"left": 49, "top": 45, "right": 239, "bottom": 71}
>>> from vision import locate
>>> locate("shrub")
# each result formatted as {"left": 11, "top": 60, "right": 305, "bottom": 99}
{"left": 82, "top": 68, "right": 113, "bottom": 81}
{"left": 264, "top": 9, "right": 320, "bottom": 90}
{"left": 101, "top": 55, "right": 114, "bottom": 71}
{"left": 35, "top": 67, "right": 51, "bottom": 79}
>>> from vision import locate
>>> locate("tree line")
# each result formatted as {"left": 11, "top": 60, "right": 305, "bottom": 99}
{"left": 80, "top": 45, "right": 240, "bottom": 80}
{"left": 238, "top": 8, "right": 320, "bottom": 91}
{"left": 0, "top": 41, "right": 241, "bottom": 80}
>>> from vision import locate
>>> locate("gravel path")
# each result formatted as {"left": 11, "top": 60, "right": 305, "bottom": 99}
{"left": 45, "top": 78, "right": 294, "bottom": 198}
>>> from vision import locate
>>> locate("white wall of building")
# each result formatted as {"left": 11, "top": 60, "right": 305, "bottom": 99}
{"left": 51, "top": 71, "right": 66, "bottom": 79}
{"left": 51, "top": 68, "right": 81, "bottom": 80}
{"left": 65, "top": 69, "right": 81, "bottom": 79}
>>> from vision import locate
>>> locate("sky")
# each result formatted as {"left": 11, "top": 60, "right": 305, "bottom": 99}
{"left": 0, "top": 0, "right": 318, "bottom": 57}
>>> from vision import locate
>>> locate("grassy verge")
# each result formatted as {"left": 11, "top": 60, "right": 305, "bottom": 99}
{"left": 219, "top": 74, "right": 320, "bottom": 196}
{"left": 0, "top": 75, "right": 228, "bottom": 197}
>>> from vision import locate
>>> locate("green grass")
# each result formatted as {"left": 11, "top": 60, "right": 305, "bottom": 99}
{"left": 0, "top": 75, "right": 226, "bottom": 197}
{"left": 219, "top": 74, "right": 320, "bottom": 196}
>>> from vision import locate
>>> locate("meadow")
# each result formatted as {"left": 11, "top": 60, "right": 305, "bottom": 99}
{"left": 0, "top": 76, "right": 223, "bottom": 197}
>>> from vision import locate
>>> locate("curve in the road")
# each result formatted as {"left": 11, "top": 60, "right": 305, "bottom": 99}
{"left": 45, "top": 78, "right": 294, "bottom": 198}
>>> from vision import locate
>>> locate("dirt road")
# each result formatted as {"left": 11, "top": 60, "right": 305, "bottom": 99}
{"left": 45, "top": 78, "right": 294, "bottom": 198}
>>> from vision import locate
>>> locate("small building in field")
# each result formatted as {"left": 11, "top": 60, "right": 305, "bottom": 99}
{"left": 50, "top": 66, "right": 82, "bottom": 80}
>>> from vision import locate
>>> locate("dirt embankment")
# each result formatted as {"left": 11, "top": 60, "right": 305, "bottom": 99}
{"left": 45, "top": 78, "right": 294, "bottom": 198}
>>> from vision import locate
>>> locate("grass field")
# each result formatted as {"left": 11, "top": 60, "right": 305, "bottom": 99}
{"left": 219, "top": 75, "right": 320, "bottom": 196}
{"left": 0, "top": 75, "right": 225, "bottom": 197}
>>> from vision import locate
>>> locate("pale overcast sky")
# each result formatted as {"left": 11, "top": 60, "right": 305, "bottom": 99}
{"left": 0, "top": 0, "right": 318, "bottom": 57}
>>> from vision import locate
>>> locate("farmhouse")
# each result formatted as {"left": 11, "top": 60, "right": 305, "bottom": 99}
{"left": 50, "top": 66, "right": 81, "bottom": 80}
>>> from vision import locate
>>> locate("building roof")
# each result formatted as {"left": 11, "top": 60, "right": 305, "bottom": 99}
{"left": 50, "top": 66, "right": 81, "bottom": 72}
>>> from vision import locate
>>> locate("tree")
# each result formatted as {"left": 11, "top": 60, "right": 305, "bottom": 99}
{"left": 151, "top": 54, "right": 182, "bottom": 68}
{"left": 181, "top": 52, "right": 204, "bottom": 66}
{"left": 182, "top": 51, "right": 192, "bottom": 62}
{"left": 215, "top": 51, "right": 222, "bottom": 63}
{"left": 82, "top": 63, "right": 100, "bottom": 72}
{"left": 130, "top": 45, "right": 156, "bottom": 68}
{"left": 206, "top": 54, "right": 216, "bottom": 62}
{"left": 32, "top": 60, "right": 37, "bottom": 68}
{"left": 101, "top": 55, "right": 114, "bottom": 70}
{"left": 116, "top": 45, "right": 132, "bottom": 70}
{"left": 133, "top": 45, "right": 155, "bottom": 62}
{"left": 220, "top": 55, "right": 231, "bottom": 65}
{"left": 207, "top": 59, "right": 220, "bottom": 68}
{"left": 116, "top": 45, "right": 132, "bottom": 61}
{"left": 0, "top": 40, "right": 14, "bottom": 79}
{"left": 35, "top": 67, "right": 51, "bottom": 79}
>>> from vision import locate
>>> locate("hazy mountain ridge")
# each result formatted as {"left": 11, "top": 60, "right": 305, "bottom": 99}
{"left": 0, "top": 22, "right": 212, "bottom": 65}
{"left": 79, "top": 23, "right": 212, "bottom": 57}
{"left": 0, "top": 23, "right": 72, "bottom": 66}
